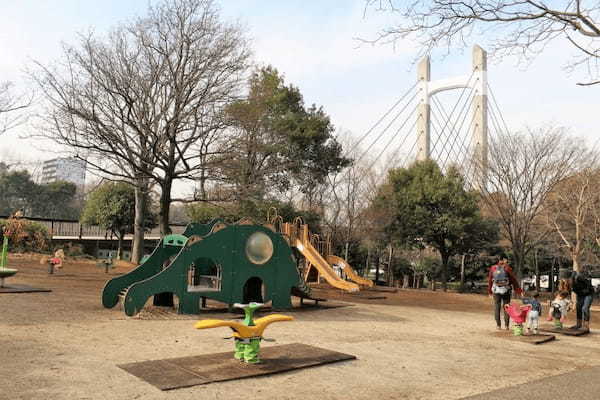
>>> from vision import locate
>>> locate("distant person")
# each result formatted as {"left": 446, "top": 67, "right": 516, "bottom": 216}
{"left": 488, "top": 256, "right": 522, "bottom": 330}
{"left": 522, "top": 291, "right": 542, "bottom": 334}
{"left": 546, "top": 291, "right": 571, "bottom": 329}
{"left": 571, "top": 267, "right": 594, "bottom": 332}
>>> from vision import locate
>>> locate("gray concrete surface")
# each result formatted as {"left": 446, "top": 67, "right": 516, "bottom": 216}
{"left": 462, "top": 365, "right": 600, "bottom": 399}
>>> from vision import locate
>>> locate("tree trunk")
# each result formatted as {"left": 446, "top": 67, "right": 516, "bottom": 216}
{"left": 387, "top": 246, "right": 393, "bottom": 286}
{"left": 131, "top": 182, "right": 147, "bottom": 265}
{"left": 460, "top": 254, "right": 466, "bottom": 291}
{"left": 534, "top": 249, "right": 540, "bottom": 292}
{"left": 116, "top": 231, "right": 124, "bottom": 260}
{"left": 513, "top": 247, "right": 526, "bottom": 282}
{"left": 441, "top": 252, "right": 449, "bottom": 292}
{"left": 572, "top": 253, "right": 581, "bottom": 272}
{"left": 159, "top": 178, "right": 173, "bottom": 236}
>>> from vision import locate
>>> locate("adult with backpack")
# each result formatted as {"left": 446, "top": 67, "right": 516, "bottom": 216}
{"left": 571, "top": 267, "right": 594, "bottom": 332}
{"left": 488, "top": 256, "right": 522, "bottom": 330}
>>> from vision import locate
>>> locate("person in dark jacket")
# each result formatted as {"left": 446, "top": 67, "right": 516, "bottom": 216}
{"left": 488, "top": 257, "right": 522, "bottom": 330}
{"left": 571, "top": 267, "right": 594, "bottom": 331}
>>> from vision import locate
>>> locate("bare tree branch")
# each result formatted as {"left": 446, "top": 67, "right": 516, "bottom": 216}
{"left": 0, "top": 81, "right": 31, "bottom": 135}
{"left": 364, "top": 0, "right": 600, "bottom": 85}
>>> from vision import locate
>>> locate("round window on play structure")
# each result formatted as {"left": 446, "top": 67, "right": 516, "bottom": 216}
{"left": 245, "top": 231, "right": 274, "bottom": 265}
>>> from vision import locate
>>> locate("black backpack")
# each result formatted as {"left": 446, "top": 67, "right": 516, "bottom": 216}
{"left": 572, "top": 271, "right": 592, "bottom": 296}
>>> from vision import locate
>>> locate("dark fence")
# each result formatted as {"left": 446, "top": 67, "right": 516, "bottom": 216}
{"left": 0, "top": 215, "right": 186, "bottom": 241}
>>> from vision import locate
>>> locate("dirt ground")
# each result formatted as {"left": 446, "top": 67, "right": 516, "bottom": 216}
{"left": 2, "top": 254, "right": 600, "bottom": 400}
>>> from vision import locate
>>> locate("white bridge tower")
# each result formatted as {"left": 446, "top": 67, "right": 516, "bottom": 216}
{"left": 416, "top": 45, "right": 488, "bottom": 186}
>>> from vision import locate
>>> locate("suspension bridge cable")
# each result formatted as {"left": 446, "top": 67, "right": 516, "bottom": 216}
{"left": 439, "top": 94, "right": 477, "bottom": 169}
{"left": 345, "top": 80, "right": 419, "bottom": 157}
{"left": 366, "top": 101, "right": 421, "bottom": 172}
{"left": 428, "top": 70, "right": 476, "bottom": 157}
{"left": 352, "top": 87, "right": 421, "bottom": 167}
{"left": 430, "top": 109, "right": 464, "bottom": 168}
{"left": 457, "top": 114, "right": 479, "bottom": 187}
{"left": 432, "top": 96, "right": 473, "bottom": 159}
{"left": 434, "top": 99, "right": 476, "bottom": 180}
{"left": 487, "top": 97, "right": 505, "bottom": 138}
{"left": 431, "top": 87, "right": 476, "bottom": 167}
{"left": 375, "top": 117, "right": 419, "bottom": 173}
{"left": 431, "top": 97, "right": 471, "bottom": 166}
{"left": 487, "top": 83, "right": 510, "bottom": 135}
{"left": 398, "top": 125, "right": 422, "bottom": 168}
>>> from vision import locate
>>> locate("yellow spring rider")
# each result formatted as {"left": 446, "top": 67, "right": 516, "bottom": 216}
{"left": 195, "top": 302, "right": 293, "bottom": 364}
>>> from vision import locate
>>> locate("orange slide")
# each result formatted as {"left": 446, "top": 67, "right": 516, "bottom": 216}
{"left": 326, "top": 255, "right": 374, "bottom": 287}
{"left": 294, "top": 240, "right": 359, "bottom": 292}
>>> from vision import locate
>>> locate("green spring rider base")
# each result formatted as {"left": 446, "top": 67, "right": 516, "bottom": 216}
{"left": 553, "top": 318, "right": 563, "bottom": 329}
{"left": 234, "top": 302, "right": 262, "bottom": 364}
{"left": 512, "top": 323, "right": 524, "bottom": 336}
{"left": 194, "top": 302, "right": 293, "bottom": 365}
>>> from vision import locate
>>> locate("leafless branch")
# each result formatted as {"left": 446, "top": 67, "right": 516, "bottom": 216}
{"left": 364, "top": 0, "right": 600, "bottom": 85}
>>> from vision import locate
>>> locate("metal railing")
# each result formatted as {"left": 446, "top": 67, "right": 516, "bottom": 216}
{"left": 0, "top": 215, "right": 186, "bottom": 241}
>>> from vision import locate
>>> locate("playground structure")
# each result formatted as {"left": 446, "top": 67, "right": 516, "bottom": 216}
{"left": 195, "top": 302, "right": 293, "bottom": 364}
{"left": 0, "top": 232, "right": 18, "bottom": 287}
{"left": 268, "top": 211, "right": 371, "bottom": 291}
{"left": 102, "top": 212, "right": 373, "bottom": 316}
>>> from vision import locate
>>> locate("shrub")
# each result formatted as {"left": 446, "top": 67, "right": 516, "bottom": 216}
{"left": 0, "top": 218, "right": 50, "bottom": 252}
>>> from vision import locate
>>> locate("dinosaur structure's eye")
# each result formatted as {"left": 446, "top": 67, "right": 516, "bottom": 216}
{"left": 245, "top": 231, "right": 274, "bottom": 265}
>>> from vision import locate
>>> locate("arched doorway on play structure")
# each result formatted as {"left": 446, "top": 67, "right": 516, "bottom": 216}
{"left": 243, "top": 277, "right": 265, "bottom": 303}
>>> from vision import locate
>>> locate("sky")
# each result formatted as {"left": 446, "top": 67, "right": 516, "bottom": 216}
{"left": 0, "top": 1, "right": 598, "bottom": 185}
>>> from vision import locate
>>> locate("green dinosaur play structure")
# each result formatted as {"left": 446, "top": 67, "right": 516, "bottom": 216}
{"left": 102, "top": 219, "right": 315, "bottom": 316}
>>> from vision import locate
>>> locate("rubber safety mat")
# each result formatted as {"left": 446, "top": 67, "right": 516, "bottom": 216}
{"left": 539, "top": 326, "right": 590, "bottom": 336}
{"left": 0, "top": 284, "right": 51, "bottom": 294}
{"left": 118, "top": 342, "right": 356, "bottom": 391}
{"left": 492, "top": 331, "right": 556, "bottom": 344}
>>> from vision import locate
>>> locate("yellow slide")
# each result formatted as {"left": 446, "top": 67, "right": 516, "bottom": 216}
{"left": 327, "top": 255, "right": 374, "bottom": 287}
{"left": 294, "top": 240, "right": 359, "bottom": 292}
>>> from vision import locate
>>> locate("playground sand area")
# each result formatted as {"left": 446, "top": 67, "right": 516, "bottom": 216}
{"left": 2, "top": 254, "right": 600, "bottom": 400}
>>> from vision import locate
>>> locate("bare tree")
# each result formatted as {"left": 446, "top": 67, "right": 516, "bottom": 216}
{"left": 365, "top": 1, "right": 600, "bottom": 85}
{"left": 32, "top": 0, "right": 250, "bottom": 261}
{"left": 476, "top": 126, "right": 586, "bottom": 278}
{"left": 0, "top": 81, "right": 29, "bottom": 134}
{"left": 544, "top": 164, "right": 600, "bottom": 272}
{"left": 321, "top": 132, "right": 382, "bottom": 258}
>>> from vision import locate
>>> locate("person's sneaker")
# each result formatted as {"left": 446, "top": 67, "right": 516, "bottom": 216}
{"left": 546, "top": 316, "right": 553, "bottom": 321}
{"left": 496, "top": 326, "right": 502, "bottom": 330}
{"left": 505, "top": 325, "right": 510, "bottom": 330}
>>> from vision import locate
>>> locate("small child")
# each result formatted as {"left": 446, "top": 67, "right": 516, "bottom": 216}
{"left": 522, "top": 291, "right": 542, "bottom": 334}
{"left": 546, "top": 291, "right": 571, "bottom": 329}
